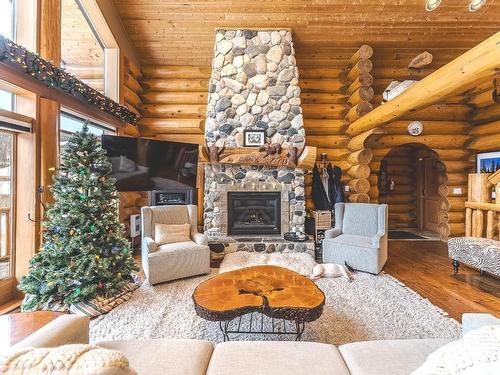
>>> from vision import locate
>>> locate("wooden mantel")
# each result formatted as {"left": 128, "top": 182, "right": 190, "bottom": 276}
{"left": 199, "top": 145, "right": 317, "bottom": 170}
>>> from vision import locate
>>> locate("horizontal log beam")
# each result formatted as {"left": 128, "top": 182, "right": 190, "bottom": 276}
{"left": 141, "top": 91, "right": 208, "bottom": 105}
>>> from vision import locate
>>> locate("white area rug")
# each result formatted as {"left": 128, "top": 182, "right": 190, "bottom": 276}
{"left": 90, "top": 253, "right": 461, "bottom": 345}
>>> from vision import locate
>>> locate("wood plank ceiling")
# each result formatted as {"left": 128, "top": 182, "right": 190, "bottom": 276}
{"left": 112, "top": 0, "right": 500, "bottom": 67}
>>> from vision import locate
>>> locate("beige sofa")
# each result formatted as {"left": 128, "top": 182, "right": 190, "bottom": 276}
{"left": 12, "top": 314, "right": 499, "bottom": 375}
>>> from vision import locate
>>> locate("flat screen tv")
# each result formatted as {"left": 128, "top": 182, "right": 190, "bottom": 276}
{"left": 101, "top": 135, "right": 199, "bottom": 192}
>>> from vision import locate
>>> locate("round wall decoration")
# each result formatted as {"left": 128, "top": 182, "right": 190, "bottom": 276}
{"left": 408, "top": 121, "right": 423, "bottom": 136}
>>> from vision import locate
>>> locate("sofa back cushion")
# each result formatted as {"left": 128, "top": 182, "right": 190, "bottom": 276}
{"left": 155, "top": 223, "right": 191, "bottom": 245}
{"left": 0, "top": 344, "right": 136, "bottom": 375}
{"left": 342, "top": 203, "right": 379, "bottom": 237}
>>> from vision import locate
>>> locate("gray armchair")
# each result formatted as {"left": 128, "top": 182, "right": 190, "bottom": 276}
{"left": 141, "top": 205, "right": 210, "bottom": 285}
{"left": 323, "top": 203, "right": 388, "bottom": 274}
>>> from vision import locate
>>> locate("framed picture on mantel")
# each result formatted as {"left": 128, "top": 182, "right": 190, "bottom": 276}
{"left": 477, "top": 151, "right": 500, "bottom": 173}
{"left": 243, "top": 129, "right": 266, "bottom": 147}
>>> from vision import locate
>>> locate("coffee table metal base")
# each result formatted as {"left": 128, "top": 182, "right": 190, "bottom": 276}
{"left": 218, "top": 311, "right": 306, "bottom": 341}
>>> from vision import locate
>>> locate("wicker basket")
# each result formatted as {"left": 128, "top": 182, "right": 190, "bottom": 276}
{"left": 311, "top": 210, "right": 331, "bottom": 229}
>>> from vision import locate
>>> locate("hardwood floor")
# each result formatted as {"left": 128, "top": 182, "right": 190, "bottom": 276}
{"left": 384, "top": 240, "right": 500, "bottom": 322}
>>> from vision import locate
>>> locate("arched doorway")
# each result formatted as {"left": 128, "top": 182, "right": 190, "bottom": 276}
{"left": 378, "top": 144, "right": 448, "bottom": 240}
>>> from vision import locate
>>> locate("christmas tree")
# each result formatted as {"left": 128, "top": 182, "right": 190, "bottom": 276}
{"left": 19, "top": 123, "right": 137, "bottom": 311}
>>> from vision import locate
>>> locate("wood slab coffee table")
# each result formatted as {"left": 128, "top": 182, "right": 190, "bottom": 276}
{"left": 192, "top": 265, "right": 325, "bottom": 341}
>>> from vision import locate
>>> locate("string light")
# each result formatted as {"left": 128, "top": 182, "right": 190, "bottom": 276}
{"left": 0, "top": 35, "right": 138, "bottom": 126}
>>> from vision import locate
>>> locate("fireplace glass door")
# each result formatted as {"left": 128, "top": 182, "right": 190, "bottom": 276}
{"left": 228, "top": 192, "right": 281, "bottom": 235}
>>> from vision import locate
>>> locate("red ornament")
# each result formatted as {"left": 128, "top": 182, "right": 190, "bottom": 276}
{"left": 98, "top": 281, "right": 103, "bottom": 289}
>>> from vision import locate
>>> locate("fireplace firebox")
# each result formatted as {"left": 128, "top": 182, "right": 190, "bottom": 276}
{"left": 228, "top": 192, "right": 281, "bottom": 235}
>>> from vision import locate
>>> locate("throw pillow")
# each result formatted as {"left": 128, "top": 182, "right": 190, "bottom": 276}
{"left": 119, "top": 155, "right": 136, "bottom": 173}
{"left": 155, "top": 223, "right": 191, "bottom": 245}
{"left": 411, "top": 325, "right": 500, "bottom": 375}
{"left": 0, "top": 344, "right": 137, "bottom": 374}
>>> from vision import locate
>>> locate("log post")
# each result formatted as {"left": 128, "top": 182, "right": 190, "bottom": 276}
{"left": 486, "top": 210, "right": 495, "bottom": 239}
{"left": 465, "top": 207, "right": 473, "bottom": 237}
{"left": 345, "top": 102, "right": 373, "bottom": 123}
{"left": 344, "top": 45, "right": 374, "bottom": 202}
{"left": 472, "top": 209, "right": 485, "bottom": 237}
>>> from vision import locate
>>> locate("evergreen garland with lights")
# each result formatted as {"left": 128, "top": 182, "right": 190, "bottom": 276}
{"left": 0, "top": 35, "right": 138, "bottom": 125}
{"left": 19, "top": 123, "right": 138, "bottom": 311}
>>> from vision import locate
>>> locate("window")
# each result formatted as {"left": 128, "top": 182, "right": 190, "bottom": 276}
{"left": 0, "top": 1, "right": 15, "bottom": 110}
{"left": 60, "top": 0, "right": 120, "bottom": 100}
{"left": 0, "top": 0, "right": 14, "bottom": 40}
{"left": 0, "top": 89, "right": 13, "bottom": 111}
{"left": 0, "top": 130, "right": 14, "bottom": 280}
{"left": 59, "top": 111, "right": 114, "bottom": 157}
{"left": 61, "top": 0, "right": 105, "bottom": 94}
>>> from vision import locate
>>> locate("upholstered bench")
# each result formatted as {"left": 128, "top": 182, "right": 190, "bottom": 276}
{"left": 448, "top": 237, "right": 500, "bottom": 277}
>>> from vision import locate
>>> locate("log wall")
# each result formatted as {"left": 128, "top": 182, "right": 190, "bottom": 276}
{"left": 365, "top": 52, "right": 476, "bottom": 238}
{"left": 138, "top": 65, "right": 351, "bottom": 212}
{"left": 468, "top": 77, "right": 500, "bottom": 153}
{"left": 131, "top": 49, "right": 497, "bottom": 239}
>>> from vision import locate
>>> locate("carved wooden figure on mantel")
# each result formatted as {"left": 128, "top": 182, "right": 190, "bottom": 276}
{"left": 200, "top": 144, "right": 314, "bottom": 170}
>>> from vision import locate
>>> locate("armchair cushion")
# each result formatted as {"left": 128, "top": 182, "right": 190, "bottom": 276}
{"left": 325, "top": 228, "right": 342, "bottom": 239}
{"left": 155, "top": 223, "right": 191, "bottom": 245}
{"left": 153, "top": 241, "right": 208, "bottom": 258}
{"left": 328, "top": 234, "right": 375, "bottom": 248}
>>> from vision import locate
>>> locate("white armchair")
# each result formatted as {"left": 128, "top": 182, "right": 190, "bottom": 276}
{"left": 141, "top": 205, "right": 210, "bottom": 285}
{"left": 323, "top": 203, "right": 388, "bottom": 274}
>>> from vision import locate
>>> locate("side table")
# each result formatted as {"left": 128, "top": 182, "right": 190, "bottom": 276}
{"left": 0, "top": 311, "right": 64, "bottom": 350}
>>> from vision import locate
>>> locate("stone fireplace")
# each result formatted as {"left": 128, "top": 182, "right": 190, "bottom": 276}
{"left": 203, "top": 29, "right": 308, "bottom": 250}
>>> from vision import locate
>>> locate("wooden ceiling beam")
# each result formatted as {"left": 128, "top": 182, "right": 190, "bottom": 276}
{"left": 346, "top": 31, "right": 500, "bottom": 137}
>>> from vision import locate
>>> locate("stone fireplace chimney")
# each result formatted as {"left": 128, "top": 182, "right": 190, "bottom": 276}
{"left": 203, "top": 29, "right": 306, "bottom": 242}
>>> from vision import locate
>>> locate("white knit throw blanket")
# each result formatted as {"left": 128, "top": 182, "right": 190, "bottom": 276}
{"left": 412, "top": 325, "right": 500, "bottom": 375}
{"left": 0, "top": 344, "right": 136, "bottom": 375}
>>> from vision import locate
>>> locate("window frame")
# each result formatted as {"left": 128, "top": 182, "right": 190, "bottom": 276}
{"left": 0, "top": 128, "right": 17, "bottom": 303}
